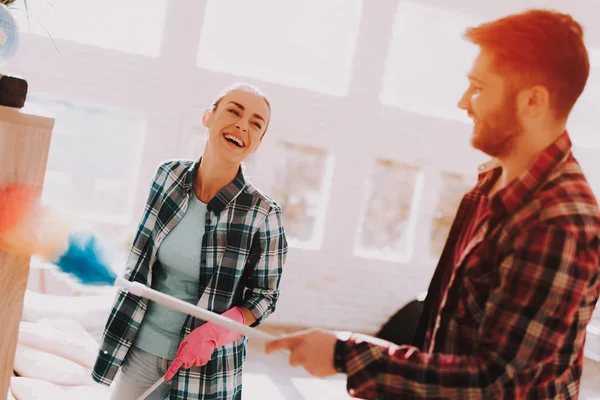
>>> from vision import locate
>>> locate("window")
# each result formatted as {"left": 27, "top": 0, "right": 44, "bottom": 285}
{"left": 380, "top": 1, "right": 478, "bottom": 122}
{"left": 13, "top": 0, "right": 168, "bottom": 56}
{"left": 430, "top": 172, "right": 474, "bottom": 259}
{"left": 354, "top": 160, "right": 422, "bottom": 262}
{"left": 270, "top": 142, "right": 334, "bottom": 249}
{"left": 30, "top": 94, "right": 145, "bottom": 225}
{"left": 197, "top": 0, "right": 363, "bottom": 96}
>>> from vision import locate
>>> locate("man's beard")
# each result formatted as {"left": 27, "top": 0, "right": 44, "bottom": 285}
{"left": 470, "top": 95, "right": 523, "bottom": 158}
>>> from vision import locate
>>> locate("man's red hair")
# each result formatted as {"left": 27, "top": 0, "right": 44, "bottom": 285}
{"left": 465, "top": 9, "right": 589, "bottom": 118}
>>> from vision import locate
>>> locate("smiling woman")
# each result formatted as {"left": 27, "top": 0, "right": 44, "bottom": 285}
{"left": 201, "top": 84, "right": 271, "bottom": 169}
{"left": 92, "top": 83, "right": 288, "bottom": 400}
{"left": 196, "top": 84, "right": 271, "bottom": 184}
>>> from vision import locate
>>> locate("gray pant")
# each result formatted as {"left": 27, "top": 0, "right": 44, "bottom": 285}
{"left": 110, "top": 346, "right": 172, "bottom": 400}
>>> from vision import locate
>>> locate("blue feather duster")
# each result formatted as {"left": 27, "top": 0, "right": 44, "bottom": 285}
{"left": 53, "top": 232, "right": 117, "bottom": 286}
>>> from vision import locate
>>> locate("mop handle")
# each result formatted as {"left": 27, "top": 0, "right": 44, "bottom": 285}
{"left": 115, "top": 277, "right": 285, "bottom": 400}
{"left": 119, "top": 276, "right": 282, "bottom": 400}
{"left": 115, "top": 276, "right": 276, "bottom": 342}
{"left": 137, "top": 377, "right": 165, "bottom": 400}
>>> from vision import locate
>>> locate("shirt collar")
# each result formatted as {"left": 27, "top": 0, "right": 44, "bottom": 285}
{"left": 476, "top": 131, "right": 572, "bottom": 216}
{"left": 183, "top": 158, "right": 247, "bottom": 213}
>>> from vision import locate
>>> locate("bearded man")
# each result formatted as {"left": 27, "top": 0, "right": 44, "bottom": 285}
{"left": 267, "top": 9, "right": 600, "bottom": 399}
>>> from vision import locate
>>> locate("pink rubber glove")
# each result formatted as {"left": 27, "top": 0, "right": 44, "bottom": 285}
{"left": 164, "top": 306, "right": 245, "bottom": 380}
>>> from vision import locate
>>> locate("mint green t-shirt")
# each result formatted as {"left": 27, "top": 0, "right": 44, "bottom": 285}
{"left": 133, "top": 194, "right": 207, "bottom": 359}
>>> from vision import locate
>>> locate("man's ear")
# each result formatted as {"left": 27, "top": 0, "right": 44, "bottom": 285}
{"left": 519, "top": 85, "right": 550, "bottom": 118}
{"left": 202, "top": 108, "right": 212, "bottom": 128}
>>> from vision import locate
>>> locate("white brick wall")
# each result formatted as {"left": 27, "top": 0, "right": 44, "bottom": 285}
{"left": 6, "top": 0, "right": 600, "bottom": 335}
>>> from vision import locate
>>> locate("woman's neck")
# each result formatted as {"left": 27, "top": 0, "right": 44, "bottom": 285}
{"left": 194, "top": 150, "right": 239, "bottom": 203}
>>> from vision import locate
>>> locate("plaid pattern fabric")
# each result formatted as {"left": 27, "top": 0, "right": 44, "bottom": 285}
{"left": 91, "top": 159, "right": 288, "bottom": 399}
{"left": 344, "top": 132, "right": 600, "bottom": 399}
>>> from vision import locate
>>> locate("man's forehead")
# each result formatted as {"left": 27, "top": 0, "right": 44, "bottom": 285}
{"left": 470, "top": 50, "right": 503, "bottom": 83}
{"left": 471, "top": 51, "right": 490, "bottom": 73}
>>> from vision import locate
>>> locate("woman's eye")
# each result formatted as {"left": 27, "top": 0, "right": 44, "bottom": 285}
{"left": 228, "top": 109, "right": 240, "bottom": 116}
{"left": 252, "top": 122, "right": 262, "bottom": 129}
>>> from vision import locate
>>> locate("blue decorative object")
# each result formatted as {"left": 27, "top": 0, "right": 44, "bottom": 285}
{"left": 0, "top": 3, "right": 19, "bottom": 66}
{"left": 53, "top": 232, "right": 118, "bottom": 286}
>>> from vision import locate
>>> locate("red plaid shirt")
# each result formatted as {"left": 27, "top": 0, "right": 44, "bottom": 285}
{"left": 343, "top": 132, "right": 600, "bottom": 399}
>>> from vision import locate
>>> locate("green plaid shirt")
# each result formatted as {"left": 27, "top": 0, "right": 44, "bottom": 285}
{"left": 92, "top": 159, "right": 288, "bottom": 399}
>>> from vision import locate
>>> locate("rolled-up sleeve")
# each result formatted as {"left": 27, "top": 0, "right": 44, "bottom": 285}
{"left": 242, "top": 206, "right": 288, "bottom": 326}
{"left": 342, "top": 224, "right": 598, "bottom": 399}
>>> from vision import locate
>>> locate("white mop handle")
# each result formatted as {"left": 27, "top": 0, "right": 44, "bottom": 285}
{"left": 114, "top": 276, "right": 275, "bottom": 342}
{"left": 136, "top": 377, "right": 165, "bottom": 400}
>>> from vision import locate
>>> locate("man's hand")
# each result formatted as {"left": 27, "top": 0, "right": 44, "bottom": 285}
{"left": 265, "top": 329, "right": 338, "bottom": 378}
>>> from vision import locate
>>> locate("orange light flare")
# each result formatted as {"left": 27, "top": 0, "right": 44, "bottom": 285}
{"left": 0, "top": 184, "right": 70, "bottom": 260}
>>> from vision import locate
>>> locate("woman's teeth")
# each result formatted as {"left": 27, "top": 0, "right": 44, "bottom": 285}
{"left": 224, "top": 134, "right": 244, "bottom": 147}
